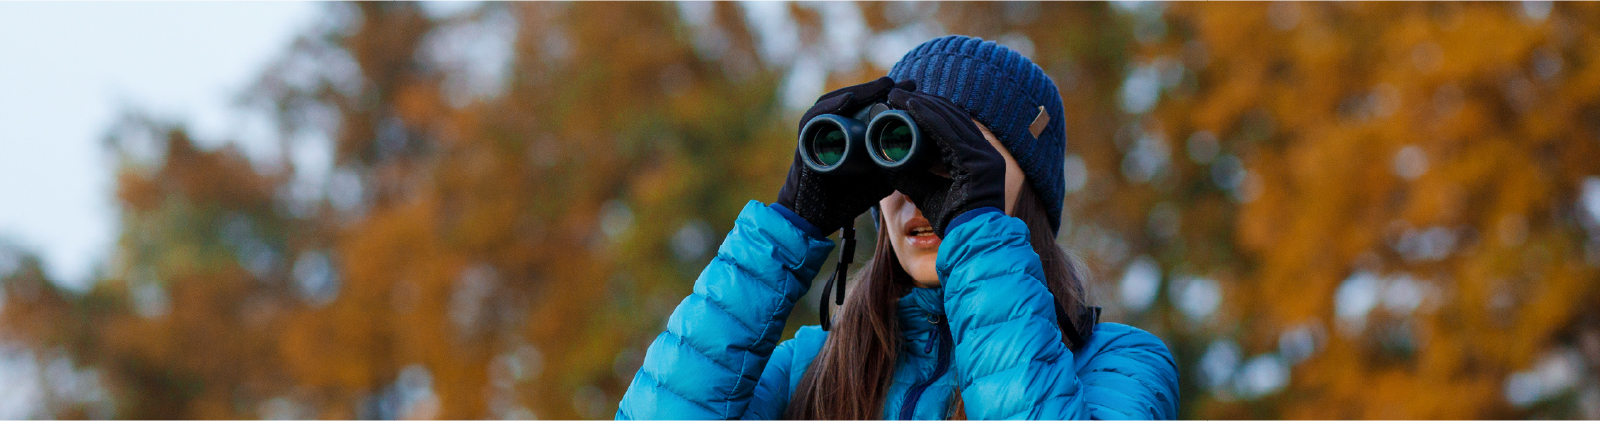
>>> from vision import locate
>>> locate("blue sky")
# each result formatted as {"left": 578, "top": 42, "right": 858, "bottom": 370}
{"left": 0, "top": 2, "right": 320, "bottom": 289}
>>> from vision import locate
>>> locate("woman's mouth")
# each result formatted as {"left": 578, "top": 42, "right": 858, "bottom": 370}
{"left": 904, "top": 219, "right": 941, "bottom": 249}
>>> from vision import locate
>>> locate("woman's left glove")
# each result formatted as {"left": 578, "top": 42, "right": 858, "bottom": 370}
{"left": 775, "top": 77, "right": 898, "bottom": 235}
{"left": 882, "top": 86, "right": 1007, "bottom": 237}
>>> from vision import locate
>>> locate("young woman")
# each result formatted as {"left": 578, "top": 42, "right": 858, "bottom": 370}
{"left": 617, "top": 36, "right": 1179, "bottom": 420}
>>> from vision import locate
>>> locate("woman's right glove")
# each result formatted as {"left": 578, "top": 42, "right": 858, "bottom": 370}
{"left": 881, "top": 86, "right": 1007, "bottom": 237}
{"left": 775, "top": 77, "right": 898, "bottom": 235}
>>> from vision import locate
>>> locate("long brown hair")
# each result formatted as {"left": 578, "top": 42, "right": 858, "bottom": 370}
{"left": 786, "top": 187, "right": 1093, "bottom": 420}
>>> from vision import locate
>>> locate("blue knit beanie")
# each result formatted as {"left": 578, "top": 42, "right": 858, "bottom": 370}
{"left": 887, "top": 35, "right": 1066, "bottom": 233}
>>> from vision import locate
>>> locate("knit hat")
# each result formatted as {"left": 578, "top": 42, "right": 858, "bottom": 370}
{"left": 887, "top": 35, "right": 1066, "bottom": 233}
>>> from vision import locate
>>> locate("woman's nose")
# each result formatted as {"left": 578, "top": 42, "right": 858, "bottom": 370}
{"left": 897, "top": 194, "right": 921, "bottom": 217}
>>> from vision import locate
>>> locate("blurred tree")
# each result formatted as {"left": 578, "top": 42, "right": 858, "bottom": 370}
{"left": 2, "top": 116, "right": 291, "bottom": 419}
{"left": 8, "top": 2, "right": 794, "bottom": 419}
{"left": 1124, "top": 2, "right": 1600, "bottom": 418}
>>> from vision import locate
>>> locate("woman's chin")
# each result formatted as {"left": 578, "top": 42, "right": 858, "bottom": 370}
{"left": 903, "top": 255, "right": 941, "bottom": 287}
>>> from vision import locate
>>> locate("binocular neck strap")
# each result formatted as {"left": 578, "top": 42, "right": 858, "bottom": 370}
{"left": 819, "top": 227, "right": 855, "bottom": 331}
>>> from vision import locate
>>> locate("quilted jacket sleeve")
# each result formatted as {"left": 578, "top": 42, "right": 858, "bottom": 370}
{"left": 616, "top": 201, "right": 835, "bottom": 420}
{"left": 1074, "top": 323, "right": 1180, "bottom": 419}
{"left": 938, "top": 211, "right": 1179, "bottom": 420}
{"left": 742, "top": 326, "right": 827, "bottom": 420}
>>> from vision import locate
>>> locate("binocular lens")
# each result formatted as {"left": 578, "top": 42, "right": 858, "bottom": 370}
{"left": 877, "top": 123, "right": 915, "bottom": 162}
{"left": 810, "top": 126, "right": 847, "bottom": 166}
{"left": 799, "top": 114, "right": 865, "bottom": 173}
{"left": 865, "top": 110, "right": 927, "bottom": 170}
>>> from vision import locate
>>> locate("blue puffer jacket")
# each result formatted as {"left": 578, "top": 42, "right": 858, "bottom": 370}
{"left": 617, "top": 201, "right": 1179, "bottom": 419}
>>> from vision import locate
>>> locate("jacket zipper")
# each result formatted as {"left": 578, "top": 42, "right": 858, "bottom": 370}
{"left": 899, "top": 314, "right": 952, "bottom": 420}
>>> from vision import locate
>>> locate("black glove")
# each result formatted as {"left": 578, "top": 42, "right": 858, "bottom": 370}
{"left": 775, "top": 77, "right": 899, "bottom": 234}
{"left": 882, "top": 86, "right": 1007, "bottom": 237}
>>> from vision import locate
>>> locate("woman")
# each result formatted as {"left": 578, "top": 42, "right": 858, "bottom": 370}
{"left": 618, "top": 36, "right": 1178, "bottom": 420}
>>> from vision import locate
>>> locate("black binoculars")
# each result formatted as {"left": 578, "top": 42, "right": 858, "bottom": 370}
{"left": 797, "top": 103, "right": 936, "bottom": 175}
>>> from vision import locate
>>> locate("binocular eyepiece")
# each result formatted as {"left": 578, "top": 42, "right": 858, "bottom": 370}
{"left": 798, "top": 103, "right": 935, "bottom": 175}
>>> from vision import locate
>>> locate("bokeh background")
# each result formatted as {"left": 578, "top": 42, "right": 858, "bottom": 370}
{"left": 2, "top": 2, "right": 1599, "bottom": 419}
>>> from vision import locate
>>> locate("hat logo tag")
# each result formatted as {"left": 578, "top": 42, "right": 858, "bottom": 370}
{"left": 1029, "top": 105, "right": 1050, "bottom": 139}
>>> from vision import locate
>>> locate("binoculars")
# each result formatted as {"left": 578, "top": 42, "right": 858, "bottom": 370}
{"left": 797, "top": 103, "right": 936, "bottom": 175}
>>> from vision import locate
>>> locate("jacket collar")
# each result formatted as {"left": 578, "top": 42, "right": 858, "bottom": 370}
{"left": 895, "top": 287, "right": 945, "bottom": 359}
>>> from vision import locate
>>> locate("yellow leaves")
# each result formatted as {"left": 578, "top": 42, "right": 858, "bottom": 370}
{"left": 630, "top": 157, "right": 690, "bottom": 210}
{"left": 788, "top": 3, "right": 824, "bottom": 47}
{"left": 1152, "top": 2, "right": 1600, "bottom": 418}
{"left": 394, "top": 81, "right": 447, "bottom": 128}
{"left": 115, "top": 170, "right": 163, "bottom": 213}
